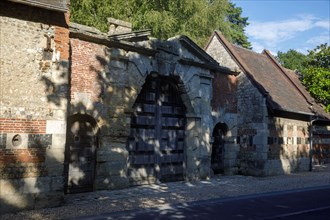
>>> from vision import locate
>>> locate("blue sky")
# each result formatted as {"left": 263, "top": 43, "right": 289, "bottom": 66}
{"left": 231, "top": 0, "right": 330, "bottom": 55}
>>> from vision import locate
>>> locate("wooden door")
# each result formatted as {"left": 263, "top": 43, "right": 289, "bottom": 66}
{"left": 211, "top": 124, "right": 227, "bottom": 174}
{"left": 128, "top": 75, "right": 186, "bottom": 185}
{"left": 66, "top": 114, "right": 97, "bottom": 193}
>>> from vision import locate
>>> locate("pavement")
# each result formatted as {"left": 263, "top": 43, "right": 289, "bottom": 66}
{"left": 78, "top": 185, "right": 330, "bottom": 220}
{"left": 1, "top": 165, "right": 330, "bottom": 220}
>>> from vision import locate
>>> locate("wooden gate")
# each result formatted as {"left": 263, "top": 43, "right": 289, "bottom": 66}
{"left": 66, "top": 114, "right": 97, "bottom": 193}
{"left": 128, "top": 74, "right": 186, "bottom": 185}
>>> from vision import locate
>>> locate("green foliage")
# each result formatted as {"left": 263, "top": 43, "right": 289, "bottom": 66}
{"left": 276, "top": 49, "right": 307, "bottom": 73}
{"left": 303, "top": 44, "right": 330, "bottom": 112}
{"left": 277, "top": 44, "right": 330, "bottom": 112}
{"left": 70, "top": 0, "right": 251, "bottom": 48}
{"left": 302, "top": 67, "right": 330, "bottom": 112}
{"left": 305, "top": 44, "right": 330, "bottom": 69}
{"left": 226, "top": 2, "right": 251, "bottom": 49}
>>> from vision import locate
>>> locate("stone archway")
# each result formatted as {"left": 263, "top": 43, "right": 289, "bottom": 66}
{"left": 211, "top": 123, "right": 228, "bottom": 174}
{"left": 127, "top": 73, "right": 187, "bottom": 185}
{"left": 65, "top": 114, "right": 98, "bottom": 193}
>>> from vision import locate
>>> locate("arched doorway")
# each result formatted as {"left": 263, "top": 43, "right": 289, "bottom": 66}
{"left": 127, "top": 74, "right": 187, "bottom": 185}
{"left": 211, "top": 123, "right": 228, "bottom": 174}
{"left": 66, "top": 114, "right": 98, "bottom": 193}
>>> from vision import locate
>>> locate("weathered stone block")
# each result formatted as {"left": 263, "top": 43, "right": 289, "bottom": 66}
{"left": 198, "top": 156, "right": 211, "bottom": 179}
{"left": 34, "top": 192, "right": 64, "bottom": 209}
{"left": 0, "top": 193, "right": 35, "bottom": 214}
{"left": 23, "top": 177, "right": 51, "bottom": 194}
{"left": 108, "top": 175, "right": 130, "bottom": 189}
{"left": 0, "top": 133, "right": 6, "bottom": 148}
{"left": 6, "top": 133, "right": 29, "bottom": 149}
{"left": 0, "top": 179, "right": 24, "bottom": 195}
{"left": 223, "top": 151, "right": 238, "bottom": 160}
{"left": 50, "top": 176, "right": 64, "bottom": 191}
{"left": 51, "top": 134, "right": 66, "bottom": 149}
{"left": 97, "top": 161, "right": 127, "bottom": 177}
{"left": 45, "top": 149, "right": 64, "bottom": 177}
{"left": 223, "top": 159, "right": 237, "bottom": 168}
{"left": 94, "top": 175, "right": 129, "bottom": 190}
{"left": 46, "top": 120, "right": 66, "bottom": 134}
{"left": 28, "top": 134, "right": 52, "bottom": 148}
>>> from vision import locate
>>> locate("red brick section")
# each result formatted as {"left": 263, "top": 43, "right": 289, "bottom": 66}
{"left": 0, "top": 149, "right": 45, "bottom": 163}
{"left": 0, "top": 149, "right": 47, "bottom": 178}
{"left": 55, "top": 11, "right": 70, "bottom": 60}
{"left": 0, "top": 118, "right": 46, "bottom": 133}
{"left": 313, "top": 133, "right": 330, "bottom": 163}
{"left": 211, "top": 73, "right": 237, "bottom": 113}
{"left": 70, "top": 38, "right": 104, "bottom": 102}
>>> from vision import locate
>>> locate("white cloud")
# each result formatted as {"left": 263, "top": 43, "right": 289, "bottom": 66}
{"left": 246, "top": 15, "right": 330, "bottom": 53}
{"left": 315, "top": 20, "right": 330, "bottom": 30}
{"left": 250, "top": 41, "right": 265, "bottom": 53}
{"left": 246, "top": 17, "right": 314, "bottom": 45}
{"left": 306, "top": 34, "right": 330, "bottom": 45}
{"left": 250, "top": 41, "right": 277, "bottom": 55}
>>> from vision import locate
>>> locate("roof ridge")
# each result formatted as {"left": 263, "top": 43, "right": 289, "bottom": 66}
{"left": 178, "top": 35, "right": 220, "bottom": 66}
{"left": 231, "top": 43, "right": 266, "bottom": 57}
{"left": 211, "top": 31, "right": 269, "bottom": 95}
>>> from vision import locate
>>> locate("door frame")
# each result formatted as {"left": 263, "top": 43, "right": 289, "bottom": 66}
{"left": 211, "top": 123, "right": 228, "bottom": 174}
{"left": 127, "top": 74, "right": 187, "bottom": 184}
{"left": 64, "top": 113, "right": 99, "bottom": 193}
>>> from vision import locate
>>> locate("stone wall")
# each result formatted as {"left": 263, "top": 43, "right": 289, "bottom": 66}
{"left": 205, "top": 36, "right": 239, "bottom": 71}
{"left": 204, "top": 34, "right": 319, "bottom": 176}
{"left": 69, "top": 28, "right": 215, "bottom": 190}
{"left": 0, "top": 1, "right": 69, "bottom": 213}
{"left": 206, "top": 35, "right": 240, "bottom": 175}
{"left": 264, "top": 117, "right": 310, "bottom": 175}
{"left": 69, "top": 36, "right": 147, "bottom": 190}
{"left": 211, "top": 73, "right": 239, "bottom": 175}
{"left": 235, "top": 72, "right": 269, "bottom": 176}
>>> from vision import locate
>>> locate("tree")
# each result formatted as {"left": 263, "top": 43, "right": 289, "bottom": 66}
{"left": 70, "top": 0, "right": 251, "bottom": 48}
{"left": 302, "top": 44, "right": 330, "bottom": 112}
{"left": 302, "top": 67, "right": 330, "bottom": 112}
{"left": 277, "top": 44, "right": 330, "bottom": 112}
{"left": 305, "top": 44, "right": 330, "bottom": 69}
{"left": 226, "top": 2, "right": 251, "bottom": 49}
{"left": 276, "top": 49, "right": 307, "bottom": 73}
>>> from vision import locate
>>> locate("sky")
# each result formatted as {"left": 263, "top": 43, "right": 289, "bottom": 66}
{"left": 231, "top": 0, "right": 330, "bottom": 55}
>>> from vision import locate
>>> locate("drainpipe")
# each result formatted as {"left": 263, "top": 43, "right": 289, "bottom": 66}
{"left": 309, "top": 117, "right": 318, "bottom": 171}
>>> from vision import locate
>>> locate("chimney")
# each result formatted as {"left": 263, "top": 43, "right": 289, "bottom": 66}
{"left": 107, "top": 17, "right": 132, "bottom": 35}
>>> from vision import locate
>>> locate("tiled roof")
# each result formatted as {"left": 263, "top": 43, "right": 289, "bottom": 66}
{"left": 211, "top": 31, "right": 329, "bottom": 120}
{"left": 8, "top": 0, "right": 68, "bottom": 12}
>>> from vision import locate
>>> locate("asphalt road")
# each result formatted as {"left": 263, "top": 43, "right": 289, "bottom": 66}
{"left": 69, "top": 185, "right": 330, "bottom": 220}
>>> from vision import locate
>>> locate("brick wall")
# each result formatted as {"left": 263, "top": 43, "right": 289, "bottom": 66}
{"left": 211, "top": 73, "right": 237, "bottom": 113}
{"left": 264, "top": 118, "right": 310, "bottom": 175}
{"left": 70, "top": 38, "right": 103, "bottom": 104}
{"left": 0, "top": 149, "right": 47, "bottom": 178}
{"left": 55, "top": 12, "right": 70, "bottom": 60}
{"left": 0, "top": 118, "right": 46, "bottom": 134}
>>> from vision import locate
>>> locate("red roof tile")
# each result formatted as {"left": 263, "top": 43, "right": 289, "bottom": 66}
{"left": 209, "top": 31, "right": 330, "bottom": 120}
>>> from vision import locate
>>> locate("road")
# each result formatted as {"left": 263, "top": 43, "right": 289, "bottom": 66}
{"left": 69, "top": 185, "right": 330, "bottom": 220}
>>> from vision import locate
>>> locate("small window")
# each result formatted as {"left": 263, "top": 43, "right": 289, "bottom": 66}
{"left": 12, "top": 134, "right": 22, "bottom": 147}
